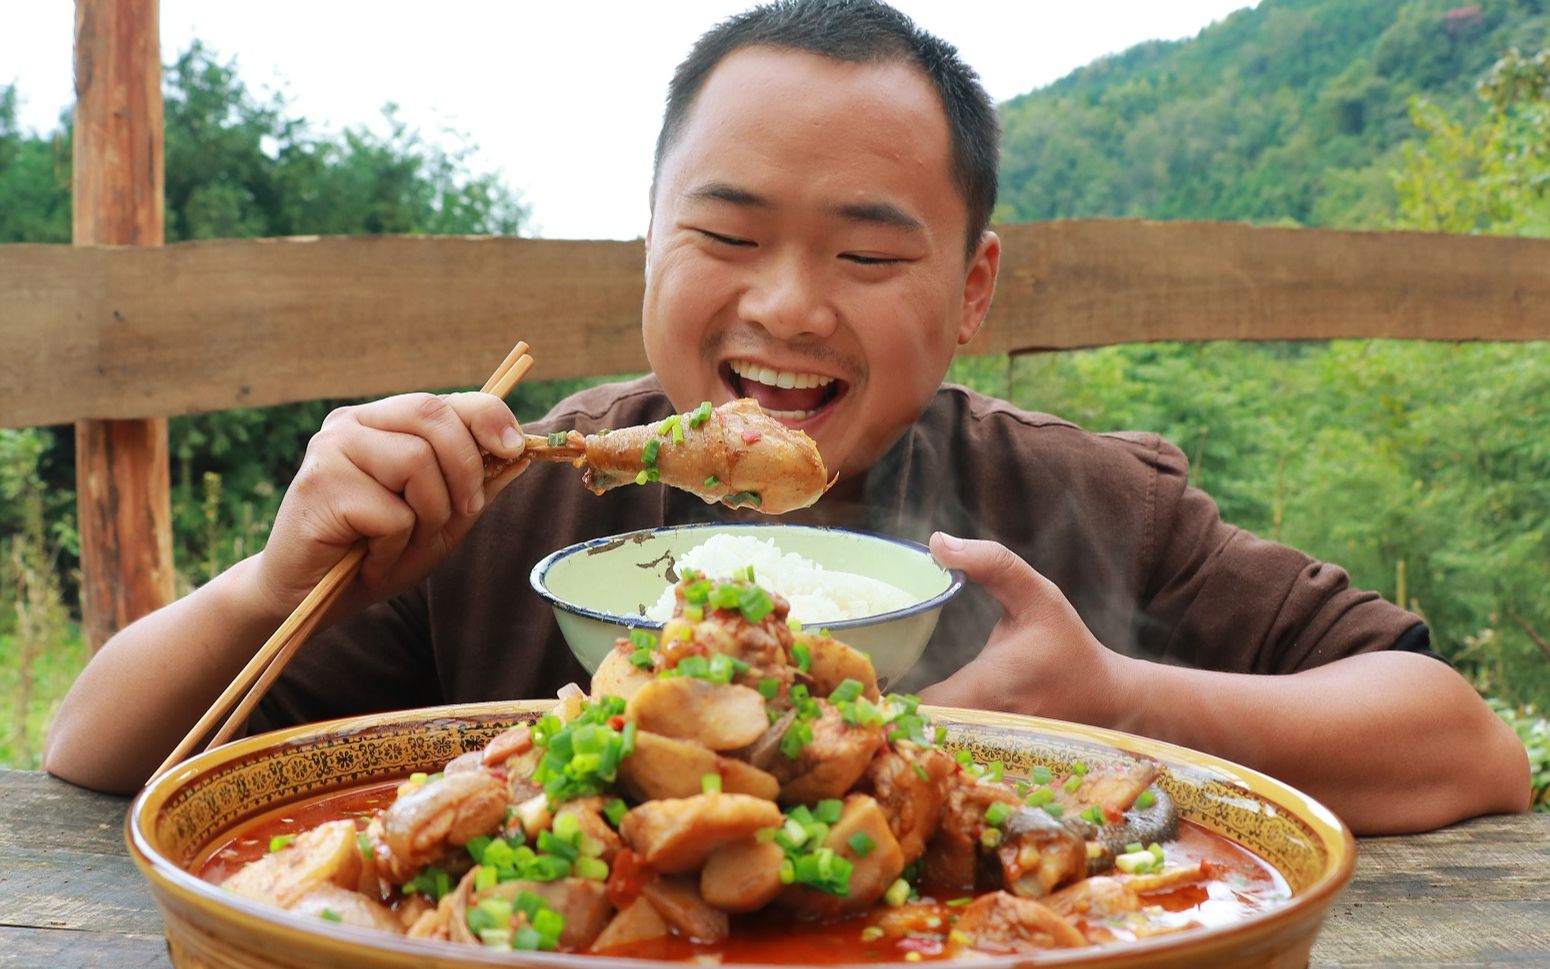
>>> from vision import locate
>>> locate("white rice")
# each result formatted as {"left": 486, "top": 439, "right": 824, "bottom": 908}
{"left": 645, "top": 533, "right": 916, "bottom": 625}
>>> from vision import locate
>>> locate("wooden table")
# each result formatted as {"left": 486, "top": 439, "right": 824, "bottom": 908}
{"left": 2, "top": 769, "right": 1546, "bottom": 967}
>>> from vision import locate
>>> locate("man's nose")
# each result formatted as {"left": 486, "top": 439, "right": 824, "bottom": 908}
{"left": 738, "top": 255, "right": 839, "bottom": 340}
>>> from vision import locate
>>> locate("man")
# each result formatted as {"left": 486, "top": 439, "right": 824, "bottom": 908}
{"left": 45, "top": 0, "right": 1529, "bottom": 832}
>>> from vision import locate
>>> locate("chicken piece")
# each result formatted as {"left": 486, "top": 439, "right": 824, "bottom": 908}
{"left": 801, "top": 631, "right": 880, "bottom": 701}
{"left": 591, "top": 644, "right": 656, "bottom": 701}
{"left": 994, "top": 807, "right": 1088, "bottom": 899}
{"left": 954, "top": 890, "right": 1087, "bottom": 952}
{"left": 625, "top": 676, "right": 769, "bottom": 751}
{"left": 700, "top": 838, "right": 785, "bottom": 913}
{"left": 766, "top": 702, "right": 886, "bottom": 805}
{"left": 497, "top": 398, "right": 831, "bottom": 515}
{"left": 287, "top": 883, "right": 403, "bottom": 934}
{"left": 922, "top": 773, "right": 1022, "bottom": 892}
{"left": 618, "top": 731, "right": 780, "bottom": 802}
{"left": 592, "top": 896, "right": 673, "bottom": 952}
{"left": 1054, "top": 760, "right": 1160, "bottom": 822}
{"left": 777, "top": 794, "right": 905, "bottom": 919}
{"left": 378, "top": 770, "right": 507, "bottom": 881}
{"left": 1045, "top": 875, "right": 1140, "bottom": 922}
{"left": 641, "top": 875, "right": 730, "bottom": 944}
{"left": 221, "top": 819, "right": 363, "bottom": 908}
{"left": 481, "top": 723, "right": 535, "bottom": 769}
{"left": 862, "top": 743, "right": 951, "bottom": 864}
{"left": 486, "top": 878, "right": 616, "bottom": 951}
{"left": 619, "top": 792, "right": 782, "bottom": 874}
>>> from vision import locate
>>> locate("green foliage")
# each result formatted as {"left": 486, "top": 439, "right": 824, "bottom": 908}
{"left": 1489, "top": 699, "right": 1550, "bottom": 812}
{"left": 996, "top": 0, "right": 1545, "bottom": 230}
{"left": 1392, "top": 48, "right": 1550, "bottom": 235}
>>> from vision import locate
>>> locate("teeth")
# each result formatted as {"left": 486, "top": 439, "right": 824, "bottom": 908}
{"left": 764, "top": 406, "right": 821, "bottom": 420}
{"left": 729, "top": 359, "right": 835, "bottom": 390}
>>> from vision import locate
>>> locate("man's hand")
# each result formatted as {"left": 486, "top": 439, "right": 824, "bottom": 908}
{"left": 919, "top": 532, "right": 1136, "bottom": 726}
{"left": 251, "top": 391, "right": 531, "bottom": 622}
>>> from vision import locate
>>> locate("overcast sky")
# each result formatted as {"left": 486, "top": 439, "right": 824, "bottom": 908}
{"left": 3, "top": 1, "right": 1255, "bottom": 240}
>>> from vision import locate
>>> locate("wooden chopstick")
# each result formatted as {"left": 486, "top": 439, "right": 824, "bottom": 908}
{"left": 151, "top": 341, "right": 536, "bottom": 779}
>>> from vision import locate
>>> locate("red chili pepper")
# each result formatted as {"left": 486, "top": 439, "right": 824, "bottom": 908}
{"left": 607, "top": 849, "right": 654, "bottom": 908}
{"left": 608, "top": 715, "right": 626, "bottom": 731}
{"left": 742, "top": 427, "right": 762, "bottom": 445}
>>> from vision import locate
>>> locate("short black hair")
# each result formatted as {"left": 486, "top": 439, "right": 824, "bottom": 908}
{"left": 653, "top": 0, "right": 1000, "bottom": 257}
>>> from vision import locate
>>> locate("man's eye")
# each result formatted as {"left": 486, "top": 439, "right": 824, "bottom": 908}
{"left": 842, "top": 253, "right": 903, "bottom": 266}
{"left": 698, "top": 229, "right": 754, "bottom": 247}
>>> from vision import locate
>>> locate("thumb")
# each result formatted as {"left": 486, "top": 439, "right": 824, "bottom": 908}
{"left": 930, "top": 532, "right": 1059, "bottom": 625}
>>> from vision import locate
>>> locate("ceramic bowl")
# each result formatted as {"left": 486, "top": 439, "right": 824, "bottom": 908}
{"left": 129, "top": 702, "right": 1354, "bottom": 969}
{"left": 530, "top": 523, "right": 964, "bottom": 689}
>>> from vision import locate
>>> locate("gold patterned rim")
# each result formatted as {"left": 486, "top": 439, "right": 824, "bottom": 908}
{"left": 128, "top": 701, "right": 1355, "bottom": 968}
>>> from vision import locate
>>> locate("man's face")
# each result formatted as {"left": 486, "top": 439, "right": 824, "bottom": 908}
{"left": 643, "top": 47, "right": 999, "bottom": 480}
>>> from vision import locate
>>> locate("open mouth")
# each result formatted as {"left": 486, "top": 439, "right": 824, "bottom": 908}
{"left": 721, "top": 359, "right": 847, "bottom": 423}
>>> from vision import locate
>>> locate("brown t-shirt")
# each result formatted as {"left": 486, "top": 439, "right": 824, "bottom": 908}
{"left": 251, "top": 376, "right": 1427, "bottom": 731}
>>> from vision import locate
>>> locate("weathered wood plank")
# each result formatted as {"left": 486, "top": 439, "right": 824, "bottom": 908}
{"left": 71, "top": 0, "right": 173, "bottom": 649}
{"left": 0, "top": 236, "right": 648, "bottom": 428}
{"left": 973, "top": 221, "right": 1550, "bottom": 353}
{"left": 0, "top": 927, "right": 169, "bottom": 969}
{"left": 4, "top": 221, "right": 1549, "bottom": 429}
{"left": 1310, "top": 813, "right": 1550, "bottom": 967}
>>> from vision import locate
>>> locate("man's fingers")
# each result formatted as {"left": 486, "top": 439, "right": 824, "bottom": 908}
{"left": 338, "top": 428, "right": 457, "bottom": 540}
{"left": 350, "top": 393, "right": 488, "bottom": 518}
{"left": 929, "top": 531, "right": 1059, "bottom": 624}
{"left": 444, "top": 391, "right": 525, "bottom": 461}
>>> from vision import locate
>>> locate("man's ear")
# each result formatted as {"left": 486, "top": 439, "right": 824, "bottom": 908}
{"left": 957, "top": 230, "right": 1001, "bottom": 345}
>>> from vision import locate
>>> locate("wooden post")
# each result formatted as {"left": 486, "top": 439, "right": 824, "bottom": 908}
{"left": 73, "top": 0, "right": 173, "bottom": 650}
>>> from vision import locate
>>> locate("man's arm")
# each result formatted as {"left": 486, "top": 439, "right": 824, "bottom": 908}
{"left": 919, "top": 534, "right": 1531, "bottom": 834}
{"left": 44, "top": 392, "right": 529, "bottom": 794}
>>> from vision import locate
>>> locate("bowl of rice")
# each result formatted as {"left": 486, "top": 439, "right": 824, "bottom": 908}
{"left": 530, "top": 523, "right": 963, "bottom": 689}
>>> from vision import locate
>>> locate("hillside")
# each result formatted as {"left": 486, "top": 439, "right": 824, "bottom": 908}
{"left": 996, "top": 0, "right": 1549, "bottom": 228}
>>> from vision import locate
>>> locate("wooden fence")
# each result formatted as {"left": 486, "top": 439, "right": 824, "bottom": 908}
{"left": 7, "top": 221, "right": 1549, "bottom": 428}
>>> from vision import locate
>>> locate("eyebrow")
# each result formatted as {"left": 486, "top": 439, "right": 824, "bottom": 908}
{"left": 682, "top": 181, "right": 925, "bottom": 233}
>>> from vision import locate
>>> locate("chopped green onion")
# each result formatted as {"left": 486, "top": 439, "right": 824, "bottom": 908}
{"left": 884, "top": 878, "right": 912, "bottom": 907}
{"left": 1043, "top": 803, "right": 1065, "bottom": 819}
{"left": 1135, "top": 789, "right": 1157, "bottom": 810}
{"left": 604, "top": 798, "right": 628, "bottom": 827}
{"left": 475, "top": 864, "right": 498, "bottom": 891}
{"left": 409, "top": 772, "right": 429, "bottom": 784}
{"left": 641, "top": 438, "right": 661, "bottom": 466}
{"left": 552, "top": 811, "right": 581, "bottom": 844}
{"left": 1030, "top": 765, "right": 1053, "bottom": 785}
{"left": 575, "top": 856, "right": 610, "bottom": 881}
{"left": 268, "top": 834, "right": 295, "bottom": 853}
{"left": 945, "top": 896, "right": 973, "bottom": 907}
{"left": 984, "top": 802, "right": 1012, "bottom": 827}
{"left": 725, "top": 490, "right": 762, "bottom": 507}
{"left": 357, "top": 832, "right": 375, "bottom": 860}
{"left": 814, "top": 799, "right": 844, "bottom": 824}
{"left": 1081, "top": 805, "right": 1106, "bottom": 825}
{"left": 634, "top": 470, "right": 649, "bottom": 485}
{"left": 860, "top": 925, "right": 886, "bottom": 942}
{"left": 1063, "top": 775, "right": 1083, "bottom": 793}
{"left": 758, "top": 678, "right": 780, "bottom": 700}
{"left": 629, "top": 647, "right": 653, "bottom": 669}
{"left": 829, "top": 678, "right": 864, "bottom": 703}
{"left": 1025, "top": 787, "right": 1054, "bottom": 807}
{"left": 547, "top": 431, "right": 568, "bottom": 447}
{"left": 1072, "top": 761, "right": 1088, "bottom": 776}
{"left": 954, "top": 749, "right": 974, "bottom": 768}
{"left": 791, "top": 641, "right": 812, "bottom": 673}
{"left": 702, "top": 773, "right": 723, "bottom": 794}
{"left": 911, "top": 761, "right": 929, "bottom": 782}
{"left": 980, "top": 828, "right": 1003, "bottom": 848}
{"left": 704, "top": 475, "right": 720, "bottom": 488}
{"left": 847, "top": 832, "right": 876, "bottom": 857}
{"left": 320, "top": 909, "right": 342, "bottom": 923}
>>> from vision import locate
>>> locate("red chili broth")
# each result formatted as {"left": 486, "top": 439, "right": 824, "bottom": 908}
{"left": 196, "top": 783, "right": 1290, "bottom": 962}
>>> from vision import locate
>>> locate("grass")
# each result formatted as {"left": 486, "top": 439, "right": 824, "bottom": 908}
{"left": 0, "top": 624, "right": 86, "bottom": 770}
